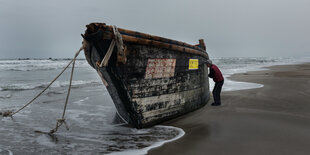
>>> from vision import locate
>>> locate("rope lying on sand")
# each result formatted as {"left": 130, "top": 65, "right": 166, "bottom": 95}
{"left": 0, "top": 46, "right": 83, "bottom": 135}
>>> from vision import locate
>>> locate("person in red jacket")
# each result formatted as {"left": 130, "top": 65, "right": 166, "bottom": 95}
{"left": 206, "top": 60, "right": 224, "bottom": 106}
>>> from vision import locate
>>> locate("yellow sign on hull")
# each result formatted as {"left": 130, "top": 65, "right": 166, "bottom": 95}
{"left": 189, "top": 59, "right": 199, "bottom": 70}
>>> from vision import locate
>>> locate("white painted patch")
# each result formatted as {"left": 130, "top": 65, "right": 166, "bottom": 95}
{"left": 132, "top": 88, "right": 202, "bottom": 119}
{"left": 145, "top": 59, "right": 176, "bottom": 79}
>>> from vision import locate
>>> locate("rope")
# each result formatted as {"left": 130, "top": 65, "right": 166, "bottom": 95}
{"left": 99, "top": 39, "right": 115, "bottom": 67}
{"left": 49, "top": 48, "right": 81, "bottom": 134}
{"left": 112, "top": 25, "right": 124, "bottom": 54}
{"left": 1, "top": 29, "right": 122, "bottom": 134}
{"left": 0, "top": 111, "right": 13, "bottom": 117}
{"left": 0, "top": 47, "right": 83, "bottom": 118}
{"left": 1, "top": 46, "right": 83, "bottom": 135}
{"left": 99, "top": 25, "right": 124, "bottom": 67}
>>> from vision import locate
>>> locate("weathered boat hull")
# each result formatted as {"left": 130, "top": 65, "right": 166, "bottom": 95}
{"left": 82, "top": 23, "right": 211, "bottom": 128}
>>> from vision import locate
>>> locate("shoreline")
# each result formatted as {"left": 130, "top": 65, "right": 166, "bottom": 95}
{"left": 108, "top": 125, "right": 185, "bottom": 155}
{"left": 148, "top": 62, "right": 310, "bottom": 155}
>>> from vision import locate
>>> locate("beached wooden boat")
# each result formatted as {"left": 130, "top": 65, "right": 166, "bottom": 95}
{"left": 82, "top": 23, "right": 211, "bottom": 128}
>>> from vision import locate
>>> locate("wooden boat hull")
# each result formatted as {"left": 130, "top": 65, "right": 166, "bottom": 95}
{"left": 82, "top": 23, "right": 211, "bottom": 128}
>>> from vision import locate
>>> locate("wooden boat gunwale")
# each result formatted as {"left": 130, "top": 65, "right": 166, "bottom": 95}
{"left": 84, "top": 23, "right": 209, "bottom": 59}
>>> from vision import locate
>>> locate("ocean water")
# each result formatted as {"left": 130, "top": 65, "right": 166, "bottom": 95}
{"left": 211, "top": 57, "right": 310, "bottom": 91}
{"left": 0, "top": 57, "right": 309, "bottom": 154}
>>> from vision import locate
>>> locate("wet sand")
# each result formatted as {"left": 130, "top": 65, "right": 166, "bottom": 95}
{"left": 149, "top": 63, "right": 310, "bottom": 155}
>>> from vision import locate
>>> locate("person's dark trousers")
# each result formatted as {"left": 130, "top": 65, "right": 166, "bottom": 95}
{"left": 212, "top": 80, "right": 224, "bottom": 105}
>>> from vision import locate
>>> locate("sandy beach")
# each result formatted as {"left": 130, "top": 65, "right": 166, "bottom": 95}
{"left": 149, "top": 63, "right": 310, "bottom": 155}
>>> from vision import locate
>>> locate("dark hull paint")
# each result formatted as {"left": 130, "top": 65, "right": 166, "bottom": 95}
{"left": 83, "top": 24, "right": 210, "bottom": 128}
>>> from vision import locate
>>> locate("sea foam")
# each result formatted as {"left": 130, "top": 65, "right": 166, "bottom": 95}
{"left": 0, "top": 80, "right": 101, "bottom": 91}
{"left": 107, "top": 125, "right": 185, "bottom": 155}
{"left": 1, "top": 57, "right": 309, "bottom": 154}
{"left": 210, "top": 57, "right": 310, "bottom": 92}
{"left": 0, "top": 148, "right": 13, "bottom": 155}
{"left": 0, "top": 59, "right": 89, "bottom": 71}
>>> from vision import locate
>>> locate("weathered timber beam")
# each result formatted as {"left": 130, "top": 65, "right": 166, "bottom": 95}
{"left": 101, "top": 31, "right": 208, "bottom": 59}
{"left": 122, "top": 35, "right": 209, "bottom": 59}
{"left": 102, "top": 25, "right": 205, "bottom": 52}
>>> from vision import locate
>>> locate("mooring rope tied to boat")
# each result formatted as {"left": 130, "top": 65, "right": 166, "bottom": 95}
{"left": 1, "top": 26, "right": 123, "bottom": 134}
{"left": 99, "top": 25, "right": 124, "bottom": 67}
{"left": 0, "top": 46, "right": 83, "bottom": 134}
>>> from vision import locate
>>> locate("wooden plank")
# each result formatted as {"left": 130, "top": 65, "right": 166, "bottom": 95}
{"left": 103, "top": 25, "right": 205, "bottom": 52}
{"left": 121, "top": 35, "right": 209, "bottom": 59}
{"left": 99, "top": 31, "right": 209, "bottom": 59}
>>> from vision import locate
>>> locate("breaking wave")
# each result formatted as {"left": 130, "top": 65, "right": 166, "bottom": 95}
{"left": 0, "top": 93, "right": 12, "bottom": 99}
{"left": 0, "top": 59, "right": 89, "bottom": 71}
{"left": 0, "top": 80, "right": 101, "bottom": 91}
{"left": 0, "top": 149, "right": 13, "bottom": 155}
{"left": 73, "top": 97, "right": 90, "bottom": 104}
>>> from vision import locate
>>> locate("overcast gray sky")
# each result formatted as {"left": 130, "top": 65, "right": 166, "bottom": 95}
{"left": 0, "top": 0, "right": 309, "bottom": 58}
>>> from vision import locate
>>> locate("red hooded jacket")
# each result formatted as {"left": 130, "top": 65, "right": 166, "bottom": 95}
{"left": 209, "top": 64, "right": 224, "bottom": 82}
